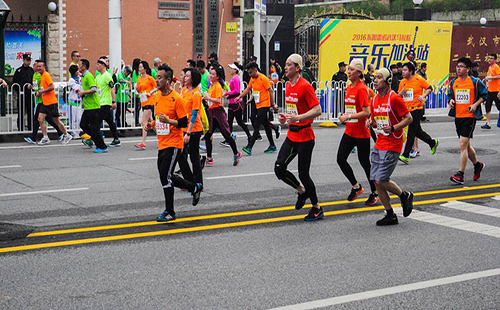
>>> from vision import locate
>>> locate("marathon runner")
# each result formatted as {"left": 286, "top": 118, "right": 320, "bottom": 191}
{"left": 275, "top": 54, "right": 323, "bottom": 221}
{"left": 96, "top": 58, "right": 121, "bottom": 147}
{"left": 143, "top": 64, "right": 203, "bottom": 222}
{"left": 337, "top": 59, "right": 378, "bottom": 206}
{"left": 134, "top": 61, "right": 157, "bottom": 150}
{"left": 448, "top": 57, "right": 486, "bottom": 184}
{"left": 366, "top": 68, "right": 414, "bottom": 226}
{"left": 482, "top": 54, "right": 500, "bottom": 129}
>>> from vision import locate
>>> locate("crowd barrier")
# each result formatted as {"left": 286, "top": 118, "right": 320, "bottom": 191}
{"left": 0, "top": 79, "right": 450, "bottom": 134}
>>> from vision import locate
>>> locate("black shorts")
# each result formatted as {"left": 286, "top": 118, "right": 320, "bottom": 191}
{"left": 455, "top": 117, "right": 476, "bottom": 138}
{"left": 485, "top": 91, "right": 500, "bottom": 113}
{"left": 39, "top": 103, "right": 59, "bottom": 118}
{"left": 142, "top": 105, "right": 154, "bottom": 111}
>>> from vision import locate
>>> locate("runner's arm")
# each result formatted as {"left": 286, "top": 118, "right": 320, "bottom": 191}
{"left": 294, "top": 104, "right": 321, "bottom": 122}
{"left": 394, "top": 112, "right": 412, "bottom": 131}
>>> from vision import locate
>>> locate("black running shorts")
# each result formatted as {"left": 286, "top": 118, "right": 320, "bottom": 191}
{"left": 455, "top": 117, "right": 476, "bottom": 138}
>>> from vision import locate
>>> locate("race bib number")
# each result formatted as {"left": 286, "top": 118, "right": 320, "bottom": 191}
{"left": 375, "top": 115, "right": 390, "bottom": 136}
{"left": 253, "top": 91, "right": 260, "bottom": 103}
{"left": 456, "top": 89, "right": 470, "bottom": 104}
{"left": 140, "top": 92, "right": 148, "bottom": 103}
{"left": 344, "top": 104, "right": 358, "bottom": 123}
{"left": 33, "top": 81, "right": 38, "bottom": 91}
{"left": 271, "top": 73, "right": 279, "bottom": 80}
{"left": 155, "top": 116, "right": 170, "bottom": 135}
{"left": 97, "top": 88, "right": 102, "bottom": 97}
{"left": 402, "top": 89, "right": 414, "bottom": 102}
{"left": 286, "top": 102, "right": 299, "bottom": 123}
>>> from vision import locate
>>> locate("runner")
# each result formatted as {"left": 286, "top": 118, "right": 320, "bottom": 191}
{"left": 95, "top": 58, "right": 120, "bottom": 147}
{"left": 448, "top": 57, "right": 487, "bottom": 184}
{"left": 366, "top": 68, "right": 414, "bottom": 226}
{"left": 143, "top": 64, "right": 203, "bottom": 222}
{"left": 236, "top": 62, "right": 277, "bottom": 155}
{"left": 275, "top": 54, "right": 323, "bottom": 221}
{"left": 482, "top": 54, "right": 500, "bottom": 129}
{"left": 203, "top": 65, "right": 242, "bottom": 166}
{"left": 36, "top": 61, "right": 72, "bottom": 145}
{"left": 67, "top": 64, "right": 83, "bottom": 139}
{"left": 337, "top": 59, "right": 378, "bottom": 206}
{"left": 77, "top": 59, "right": 108, "bottom": 153}
{"left": 134, "top": 61, "right": 157, "bottom": 150}
{"left": 398, "top": 62, "right": 438, "bottom": 164}
{"left": 115, "top": 65, "right": 133, "bottom": 130}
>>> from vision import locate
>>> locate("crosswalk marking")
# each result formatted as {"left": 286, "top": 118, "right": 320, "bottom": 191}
{"left": 492, "top": 196, "right": 500, "bottom": 201}
{"left": 441, "top": 201, "right": 500, "bottom": 218}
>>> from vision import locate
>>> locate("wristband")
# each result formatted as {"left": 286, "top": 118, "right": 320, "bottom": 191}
{"left": 391, "top": 125, "right": 395, "bottom": 132}
{"left": 112, "top": 101, "right": 116, "bottom": 103}
{"left": 186, "top": 132, "right": 191, "bottom": 136}
{"left": 348, "top": 114, "right": 352, "bottom": 119}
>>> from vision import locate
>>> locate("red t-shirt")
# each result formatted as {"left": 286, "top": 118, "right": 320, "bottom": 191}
{"left": 285, "top": 77, "right": 320, "bottom": 142}
{"left": 344, "top": 81, "right": 370, "bottom": 139}
{"left": 371, "top": 90, "right": 409, "bottom": 153}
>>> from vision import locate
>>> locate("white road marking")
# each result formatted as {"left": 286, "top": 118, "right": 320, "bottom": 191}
{"left": 206, "top": 170, "right": 298, "bottom": 180}
{"left": 128, "top": 153, "right": 217, "bottom": 161}
{"left": 492, "top": 196, "right": 500, "bottom": 201}
{"left": 268, "top": 267, "right": 500, "bottom": 310}
{"left": 441, "top": 201, "right": 500, "bottom": 218}
{"left": 0, "top": 139, "right": 158, "bottom": 150}
{"left": 0, "top": 165, "right": 22, "bottom": 169}
{"left": 0, "top": 187, "right": 89, "bottom": 198}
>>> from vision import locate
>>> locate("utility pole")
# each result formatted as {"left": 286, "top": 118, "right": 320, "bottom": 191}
{"left": 108, "top": 0, "right": 122, "bottom": 73}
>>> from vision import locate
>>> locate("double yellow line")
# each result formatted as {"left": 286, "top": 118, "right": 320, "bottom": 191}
{"left": 1, "top": 184, "right": 500, "bottom": 254}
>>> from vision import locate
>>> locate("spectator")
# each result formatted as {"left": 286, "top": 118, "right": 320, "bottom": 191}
{"left": 152, "top": 57, "right": 162, "bottom": 79}
{"left": 13, "top": 53, "right": 34, "bottom": 131}
{"left": 417, "top": 62, "right": 428, "bottom": 80}
{"left": 331, "top": 61, "right": 348, "bottom": 83}
{"left": 187, "top": 59, "right": 196, "bottom": 68}
{"left": 302, "top": 60, "right": 316, "bottom": 86}
{"left": 364, "top": 63, "right": 375, "bottom": 86}
{"left": 470, "top": 62, "right": 480, "bottom": 78}
{"left": 390, "top": 64, "right": 401, "bottom": 92}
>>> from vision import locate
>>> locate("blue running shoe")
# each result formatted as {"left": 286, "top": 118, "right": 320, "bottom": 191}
{"left": 24, "top": 137, "right": 36, "bottom": 144}
{"left": 94, "top": 148, "right": 108, "bottom": 153}
{"left": 232, "top": 133, "right": 237, "bottom": 141}
{"left": 242, "top": 146, "right": 252, "bottom": 156}
{"left": 156, "top": 211, "right": 176, "bottom": 222}
{"left": 199, "top": 144, "right": 207, "bottom": 152}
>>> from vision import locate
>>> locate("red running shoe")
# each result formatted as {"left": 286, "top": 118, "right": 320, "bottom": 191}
{"left": 473, "top": 162, "right": 485, "bottom": 181}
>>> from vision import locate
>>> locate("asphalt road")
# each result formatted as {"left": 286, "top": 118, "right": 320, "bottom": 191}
{"left": 1, "top": 119, "right": 500, "bottom": 309}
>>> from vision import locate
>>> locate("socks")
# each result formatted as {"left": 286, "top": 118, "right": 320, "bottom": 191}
{"left": 386, "top": 208, "right": 394, "bottom": 216}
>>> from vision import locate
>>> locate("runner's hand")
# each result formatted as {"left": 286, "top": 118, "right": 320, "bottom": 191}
{"left": 339, "top": 113, "right": 348, "bottom": 124}
{"left": 448, "top": 99, "right": 455, "bottom": 109}
{"left": 382, "top": 125, "right": 392, "bottom": 134}
{"left": 278, "top": 113, "right": 286, "bottom": 125}
{"left": 27, "top": 84, "right": 33, "bottom": 89}
{"left": 399, "top": 89, "right": 407, "bottom": 96}
{"left": 272, "top": 105, "right": 279, "bottom": 113}
{"left": 184, "top": 134, "right": 190, "bottom": 144}
{"left": 112, "top": 103, "right": 117, "bottom": 110}
{"left": 418, "top": 95, "right": 426, "bottom": 102}
{"left": 286, "top": 113, "right": 299, "bottom": 123}
{"left": 468, "top": 104, "right": 477, "bottom": 113}
{"left": 36, "top": 90, "right": 42, "bottom": 97}
{"left": 158, "top": 113, "right": 169, "bottom": 123}
{"left": 365, "top": 119, "right": 373, "bottom": 128}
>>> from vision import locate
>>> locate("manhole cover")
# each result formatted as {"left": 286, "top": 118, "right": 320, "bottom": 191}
{"left": 443, "top": 148, "right": 498, "bottom": 156}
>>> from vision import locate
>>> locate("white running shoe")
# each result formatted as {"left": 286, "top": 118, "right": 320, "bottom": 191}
{"left": 62, "top": 134, "right": 73, "bottom": 145}
{"left": 38, "top": 137, "right": 50, "bottom": 145}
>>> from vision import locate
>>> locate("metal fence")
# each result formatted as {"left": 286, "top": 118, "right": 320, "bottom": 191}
{"left": 0, "top": 79, "right": 450, "bottom": 135}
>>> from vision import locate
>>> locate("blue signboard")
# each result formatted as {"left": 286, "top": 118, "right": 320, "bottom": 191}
{"left": 5, "top": 30, "right": 42, "bottom": 76}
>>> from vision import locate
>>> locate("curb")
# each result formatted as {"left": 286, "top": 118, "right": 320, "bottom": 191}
{"left": 0, "top": 222, "right": 35, "bottom": 242}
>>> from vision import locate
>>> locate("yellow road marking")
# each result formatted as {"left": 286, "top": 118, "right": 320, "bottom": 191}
{"left": 28, "top": 183, "right": 500, "bottom": 238}
{"left": 2, "top": 191, "right": 500, "bottom": 254}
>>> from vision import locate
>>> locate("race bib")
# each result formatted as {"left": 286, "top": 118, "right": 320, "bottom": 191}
{"left": 33, "top": 81, "right": 38, "bottom": 91}
{"left": 271, "top": 73, "right": 279, "bottom": 80}
{"left": 286, "top": 102, "right": 299, "bottom": 123}
{"left": 344, "top": 104, "right": 358, "bottom": 123}
{"left": 402, "top": 89, "right": 414, "bottom": 102}
{"left": 155, "top": 116, "right": 170, "bottom": 135}
{"left": 207, "top": 100, "right": 213, "bottom": 107}
{"left": 456, "top": 89, "right": 470, "bottom": 104}
{"left": 253, "top": 91, "right": 260, "bottom": 103}
{"left": 374, "top": 115, "right": 390, "bottom": 136}
{"left": 140, "top": 92, "right": 148, "bottom": 103}
{"left": 97, "top": 88, "right": 101, "bottom": 97}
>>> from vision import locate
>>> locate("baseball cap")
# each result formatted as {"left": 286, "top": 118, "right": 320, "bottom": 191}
{"left": 338, "top": 61, "right": 346, "bottom": 67}
{"left": 22, "top": 54, "right": 32, "bottom": 60}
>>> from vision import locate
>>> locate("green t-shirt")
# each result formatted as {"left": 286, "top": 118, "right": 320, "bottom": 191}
{"left": 152, "top": 68, "right": 158, "bottom": 79}
{"left": 200, "top": 71, "right": 209, "bottom": 94}
{"left": 33, "top": 72, "right": 42, "bottom": 104}
{"left": 96, "top": 71, "right": 114, "bottom": 106}
{"left": 81, "top": 71, "right": 100, "bottom": 110}
{"left": 116, "top": 71, "right": 131, "bottom": 103}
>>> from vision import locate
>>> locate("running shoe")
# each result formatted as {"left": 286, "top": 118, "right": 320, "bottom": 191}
{"left": 134, "top": 143, "right": 146, "bottom": 150}
{"left": 365, "top": 193, "right": 379, "bottom": 206}
{"left": 58, "top": 134, "right": 64, "bottom": 142}
{"left": 94, "top": 148, "right": 109, "bottom": 154}
{"left": 398, "top": 155, "right": 409, "bottom": 165}
{"left": 264, "top": 145, "right": 278, "bottom": 154}
{"left": 376, "top": 213, "right": 398, "bottom": 226}
{"left": 400, "top": 191, "right": 414, "bottom": 217}
{"left": 156, "top": 211, "right": 176, "bottom": 222}
{"left": 232, "top": 133, "right": 238, "bottom": 141}
{"left": 233, "top": 152, "right": 242, "bottom": 166}
{"left": 351, "top": 147, "right": 356, "bottom": 154}
{"left": 430, "top": 139, "right": 439, "bottom": 155}
{"left": 199, "top": 144, "right": 207, "bottom": 152}
{"left": 450, "top": 171, "right": 464, "bottom": 185}
{"left": 206, "top": 157, "right": 214, "bottom": 166}
{"left": 219, "top": 140, "right": 230, "bottom": 148}
{"left": 62, "top": 134, "right": 73, "bottom": 145}
{"left": 71, "top": 133, "right": 81, "bottom": 140}
{"left": 304, "top": 207, "right": 324, "bottom": 221}
{"left": 256, "top": 136, "right": 263, "bottom": 142}
{"left": 481, "top": 124, "right": 491, "bottom": 129}
{"left": 347, "top": 186, "right": 364, "bottom": 201}
{"left": 81, "top": 133, "right": 91, "bottom": 140}
{"left": 242, "top": 146, "right": 252, "bottom": 156}
{"left": 38, "top": 137, "right": 50, "bottom": 145}
{"left": 409, "top": 149, "right": 420, "bottom": 158}
{"left": 473, "top": 162, "right": 485, "bottom": 181}
{"left": 275, "top": 125, "right": 281, "bottom": 139}
{"left": 200, "top": 155, "right": 207, "bottom": 169}
{"left": 192, "top": 183, "right": 203, "bottom": 206}
{"left": 82, "top": 139, "right": 94, "bottom": 148}
{"left": 110, "top": 139, "right": 121, "bottom": 147}
{"left": 24, "top": 137, "right": 36, "bottom": 144}
{"left": 295, "top": 191, "right": 308, "bottom": 210}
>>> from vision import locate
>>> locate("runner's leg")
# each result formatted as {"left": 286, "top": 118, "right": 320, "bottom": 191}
{"left": 337, "top": 133, "right": 358, "bottom": 187}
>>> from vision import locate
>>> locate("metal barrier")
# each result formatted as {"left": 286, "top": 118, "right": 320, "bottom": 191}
{"left": 0, "top": 79, "right": 450, "bottom": 135}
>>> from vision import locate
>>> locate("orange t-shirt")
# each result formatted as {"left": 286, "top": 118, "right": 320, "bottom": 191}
{"left": 285, "top": 77, "right": 319, "bottom": 143}
{"left": 40, "top": 71, "right": 57, "bottom": 106}
{"left": 152, "top": 90, "right": 187, "bottom": 150}
{"left": 249, "top": 73, "right": 271, "bottom": 109}
{"left": 207, "top": 82, "right": 223, "bottom": 109}
{"left": 453, "top": 77, "right": 476, "bottom": 119}
{"left": 398, "top": 75, "right": 430, "bottom": 111}
{"left": 137, "top": 75, "right": 157, "bottom": 107}
{"left": 182, "top": 88, "right": 203, "bottom": 133}
{"left": 487, "top": 63, "right": 500, "bottom": 92}
{"left": 344, "top": 81, "right": 370, "bottom": 139}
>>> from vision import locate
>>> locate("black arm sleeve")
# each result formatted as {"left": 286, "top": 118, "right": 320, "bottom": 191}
{"left": 176, "top": 116, "right": 188, "bottom": 128}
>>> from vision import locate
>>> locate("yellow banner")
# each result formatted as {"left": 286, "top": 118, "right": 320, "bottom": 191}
{"left": 319, "top": 19, "right": 453, "bottom": 85}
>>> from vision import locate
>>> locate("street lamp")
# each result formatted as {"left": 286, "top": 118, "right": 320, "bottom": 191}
{"left": 480, "top": 17, "right": 487, "bottom": 26}
{"left": 413, "top": 0, "right": 424, "bottom": 6}
{"left": 0, "top": 0, "right": 11, "bottom": 117}
{"left": 48, "top": 2, "right": 57, "bottom": 13}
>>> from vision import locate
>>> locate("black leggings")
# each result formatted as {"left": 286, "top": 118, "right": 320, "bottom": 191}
{"left": 30, "top": 104, "right": 63, "bottom": 140}
{"left": 177, "top": 131, "right": 203, "bottom": 185}
{"left": 402, "top": 109, "right": 435, "bottom": 157}
{"left": 247, "top": 107, "right": 275, "bottom": 149}
{"left": 337, "top": 133, "right": 376, "bottom": 193}
{"left": 80, "top": 109, "right": 107, "bottom": 149}
{"left": 205, "top": 116, "right": 238, "bottom": 158}
{"left": 228, "top": 107, "right": 251, "bottom": 139}
{"left": 115, "top": 101, "right": 128, "bottom": 128}
{"left": 99, "top": 105, "right": 118, "bottom": 140}
{"left": 275, "top": 138, "right": 318, "bottom": 205}
{"left": 158, "top": 147, "right": 197, "bottom": 215}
